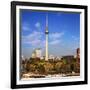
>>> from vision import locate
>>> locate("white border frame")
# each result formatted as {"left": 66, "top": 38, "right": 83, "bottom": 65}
{"left": 16, "top": 6, "right": 85, "bottom": 85}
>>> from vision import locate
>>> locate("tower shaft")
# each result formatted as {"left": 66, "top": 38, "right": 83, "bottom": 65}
{"left": 45, "top": 14, "right": 49, "bottom": 61}
{"left": 45, "top": 34, "right": 48, "bottom": 61}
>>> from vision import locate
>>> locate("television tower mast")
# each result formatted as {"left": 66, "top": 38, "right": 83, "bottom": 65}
{"left": 45, "top": 14, "right": 49, "bottom": 61}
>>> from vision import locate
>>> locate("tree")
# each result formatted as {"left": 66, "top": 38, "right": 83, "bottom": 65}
{"left": 29, "top": 64, "right": 36, "bottom": 72}
{"left": 55, "top": 61, "right": 63, "bottom": 73}
{"left": 44, "top": 62, "right": 54, "bottom": 74}
{"left": 70, "top": 64, "right": 74, "bottom": 72}
{"left": 36, "top": 64, "right": 45, "bottom": 74}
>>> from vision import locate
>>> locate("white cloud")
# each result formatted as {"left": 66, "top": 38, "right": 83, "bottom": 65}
{"left": 49, "top": 40, "right": 60, "bottom": 45}
{"left": 22, "top": 22, "right": 30, "bottom": 31}
{"left": 72, "top": 35, "right": 79, "bottom": 41}
{"left": 49, "top": 32, "right": 64, "bottom": 40}
{"left": 22, "top": 31, "right": 43, "bottom": 46}
{"left": 49, "top": 32, "right": 64, "bottom": 45}
{"left": 35, "top": 22, "right": 40, "bottom": 29}
{"left": 22, "top": 31, "right": 65, "bottom": 47}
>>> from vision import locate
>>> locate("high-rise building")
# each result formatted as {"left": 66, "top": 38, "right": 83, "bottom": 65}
{"left": 31, "top": 48, "right": 41, "bottom": 58}
{"left": 35, "top": 48, "right": 41, "bottom": 58}
{"left": 76, "top": 48, "right": 80, "bottom": 63}
{"left": 31, "top": 51, "right": 36, "bottom": 58}
{"left": 77, "top": 48, "right": 80, "bottom": 59}
{"left": 45, "top": 14, "right": 49, "bottom": 61}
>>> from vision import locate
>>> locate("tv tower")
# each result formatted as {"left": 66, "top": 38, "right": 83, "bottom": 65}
{"left": 45, "top": 14, "right": 49, "bottom": 61}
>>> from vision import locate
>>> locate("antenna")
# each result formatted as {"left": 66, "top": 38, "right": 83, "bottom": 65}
{"left": 46, "top": 13, "right": 48, "bottom": 27}
{"left": 45, "top": 13, "right": 49, "bottom": 34}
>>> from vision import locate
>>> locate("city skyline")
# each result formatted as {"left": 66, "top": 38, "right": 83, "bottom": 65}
{"left": 21, "top": 10, "right": 80, "bottom": 58}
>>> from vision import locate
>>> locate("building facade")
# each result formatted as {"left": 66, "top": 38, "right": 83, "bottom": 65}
{"left": 76, "top": 48, "right": 80, "bottom": 63}
{"left": 31, "top": 48, "right": 41, "bottom": 58}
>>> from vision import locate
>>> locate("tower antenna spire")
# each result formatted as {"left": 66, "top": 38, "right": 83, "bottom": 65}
{"left": 46, "top": 13, "right": 48, "bottom": 33}
{"left": 46, "top": 13, "right": 48, "bottom": 27}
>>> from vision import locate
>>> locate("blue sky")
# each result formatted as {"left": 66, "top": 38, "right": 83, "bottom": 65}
{"left": 20, "top": 9, "right": 80, "bottom": 58}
